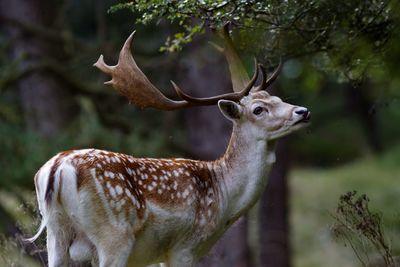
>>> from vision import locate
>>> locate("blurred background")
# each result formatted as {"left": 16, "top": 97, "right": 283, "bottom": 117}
{"left": 0, "top": 0, "right": 399, "bottom": 266}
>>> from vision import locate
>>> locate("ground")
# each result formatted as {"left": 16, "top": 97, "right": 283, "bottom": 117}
{"left": 291, "top": 145, "right": 400, "bottom": 267}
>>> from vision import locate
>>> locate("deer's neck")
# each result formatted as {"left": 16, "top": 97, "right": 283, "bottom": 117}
{"left": 211, "top": 124, "right": 276, "bottom": 221}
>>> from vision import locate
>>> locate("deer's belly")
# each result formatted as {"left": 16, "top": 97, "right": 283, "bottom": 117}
{"left": 128, "top": 201, "right": 197, "bottom": 265}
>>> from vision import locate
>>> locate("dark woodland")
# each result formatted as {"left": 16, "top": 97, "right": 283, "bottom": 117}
{"left": 0, "top": 0, "right": 400, "bottom": 266}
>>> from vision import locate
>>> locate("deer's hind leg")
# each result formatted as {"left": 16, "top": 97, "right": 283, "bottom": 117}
{"left": 46, "top": 214, "right": 74, "bottom": 267}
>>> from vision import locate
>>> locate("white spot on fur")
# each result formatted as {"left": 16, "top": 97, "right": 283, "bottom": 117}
{"left": 182, "top": 189, "right": 189, "bottom": 198}
{"left": 93, "top": 178, "right": 116, "bottom": 225}
{"left": 125, "top": 188, "right": 132, "bottom": 197}
{"left": 90, "top": 168, "right": 96, "bottom": 179}
{"left": 115, "top": 185, "right": 123, "bottom": 195}
{"left": 109, "top": 186, "right": 117, "bottom": 199}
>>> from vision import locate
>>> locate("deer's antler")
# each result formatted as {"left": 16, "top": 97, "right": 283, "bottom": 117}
{"left": 94, "top": 31, "right": 260, "bottom": 110}
{"left": 215, "top": 24, "right": 251, "bottom": 92}
{"left": 252, "top": 58, "right": 282, "bottom": 92}
{"left": 215, "top": 24, "right": 282, "bottom": 93}
{"left": 171, "top": 59, "right": 259, "bottom": 104}
{"left": 94, "top": 31, "right": 190, "bottom": 110}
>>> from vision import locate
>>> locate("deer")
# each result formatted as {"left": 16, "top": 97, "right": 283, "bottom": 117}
{"left": 27, "top": 26, "right": 311, "bottom": 267}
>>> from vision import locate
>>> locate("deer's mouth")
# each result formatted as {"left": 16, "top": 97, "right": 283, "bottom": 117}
{"left": 294, "top": 111, "right": 311, "bottom": 125}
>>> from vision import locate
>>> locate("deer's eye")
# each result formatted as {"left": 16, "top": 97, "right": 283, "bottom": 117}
{"left": 253, "top": 106, "right": 263, "bottom": 115}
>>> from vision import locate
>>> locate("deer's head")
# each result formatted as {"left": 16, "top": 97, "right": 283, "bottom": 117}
{"left": 218, "top": 91, "right": 310, "bottom": 141}
{"left": 94, "top": 28, "right": 310, "bottom": 140}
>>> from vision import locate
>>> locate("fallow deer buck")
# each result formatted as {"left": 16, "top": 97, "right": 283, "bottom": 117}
{"left": 28, "top": 28, "right": 310, "bottom": 267}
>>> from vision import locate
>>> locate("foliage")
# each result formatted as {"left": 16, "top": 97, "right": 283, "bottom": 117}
{"left": 291, "top": 147, "right": 400, "bottom": 267}
{"left": 332, "top": 191, "right": 394, "bottom": 267}
{"left": 0, "top": 234, "right": 41, "bottom": 267}
{"left": 112, "top": 0, "right": 396, "bottom": 82}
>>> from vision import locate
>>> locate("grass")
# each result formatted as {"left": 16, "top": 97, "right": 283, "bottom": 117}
{"left": 0, "top": 235, "right": 42, "bottom": 267}
{"left": 0, "top": 190, "right": 41, "bottom": 267}
{"left": 291, "top": 145, "right": 400, "bottom": 267}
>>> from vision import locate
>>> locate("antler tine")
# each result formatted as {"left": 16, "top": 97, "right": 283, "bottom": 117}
{"left": 218, "top": 23, "right": 250, "bottom": 92}
{"left": 241, "top": 59, "right": 261, "bottom": 96}
{"left": 265, "top": 58, "right": 282, "bottom": 88}
{"left": 119, "top": 30, "right": 135, "bottom": 62}
{"left": 256, "top": 64, "right": 267, "bottom": 91}
{"left": 171, "top": 60, "right": 259, "bottom": 104}
{"left": 93, "top": 54, "right": 114, "bottom": 76}
{"left": 253, "top": 58, "right": 283, "bottom": 92}
{"left": 94, "top": 31, "right": 191, "bottom": 110}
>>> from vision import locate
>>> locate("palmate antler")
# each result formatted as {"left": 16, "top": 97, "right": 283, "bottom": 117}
{"left": 94, "top": 29, "right": 281, "bottom": 110}
{"left": 215, "top": 24, "right": 282, "bottom": 93}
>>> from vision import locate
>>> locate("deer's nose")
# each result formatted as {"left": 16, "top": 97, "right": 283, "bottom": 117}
{"left": 294, "top": 108, "right": 308, "bottom": 116}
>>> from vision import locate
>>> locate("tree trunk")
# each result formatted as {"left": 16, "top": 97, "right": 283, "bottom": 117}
{"left": 0, "top": 0, "right": 74, "bottom": 137}
{"left": 180, "top": 43, "right": 251, "bottom": 267}
{"left": 345, "top": 83, "right": 382, "bottom": 153}
{"left": 259, "top": 137, "right": 291, "bottom": 267}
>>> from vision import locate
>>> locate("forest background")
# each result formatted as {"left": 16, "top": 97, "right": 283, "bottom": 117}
{"left": 0, "top": 0, "right": 400, "bottom": 266}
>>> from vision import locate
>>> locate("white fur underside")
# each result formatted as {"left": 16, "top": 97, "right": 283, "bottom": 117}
{"left": 26, "top": 151, "right": 96, "bottom": 265}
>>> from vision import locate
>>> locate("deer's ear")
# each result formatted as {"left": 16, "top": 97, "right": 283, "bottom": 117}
{"left": 218, "top": 100, "right": 242, "bottom": 121}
